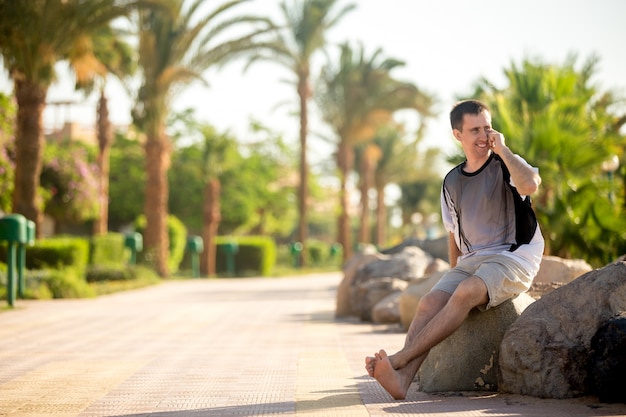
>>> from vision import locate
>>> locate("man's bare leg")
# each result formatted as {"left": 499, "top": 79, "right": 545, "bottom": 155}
{"left": 390, "top": 277, "right": 488, "bottom": 368}
{"left": 369, "top": 277, "right": 488, "bottom": 399}
{"left": 365, "top": 290, "right": 449, "bottom": 377}
{"left": 365, "top": 290, "right": 449, "bottom": 399}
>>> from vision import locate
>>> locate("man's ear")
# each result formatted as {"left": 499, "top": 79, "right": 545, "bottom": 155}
{"left": 452, "top": 129, "right": 462, "bottom": 141}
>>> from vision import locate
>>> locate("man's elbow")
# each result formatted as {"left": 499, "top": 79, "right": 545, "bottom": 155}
{"left": 519, "top": 174, "right": 541, "bottom": 196}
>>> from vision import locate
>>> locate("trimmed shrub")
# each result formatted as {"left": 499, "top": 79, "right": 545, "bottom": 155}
{"left": 86, "top": 265, "right": 137, "bottom": 282}
{"left": 88, "top": 265, "right": 160, "bottom": 296}
{"left": 89, "top": 232, "right": 125, "bottom": 266}
{"left": 44, "top": 268, "right": 95, "bottom": 298}
{"left": 215, "top": 236, "right": 276, "bottom": 277}
{"left": 1, "top": 268, "right": 96, "bottom": 299}
{"left": 23, "top": 236, "right": 90, "bottom": 274}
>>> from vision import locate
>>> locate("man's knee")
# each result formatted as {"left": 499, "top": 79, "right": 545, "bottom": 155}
{"left": 417, "top": 289, "right": 450, "bottom": 315}
{"left": 450, "top": 276, "right": 488, "bottom": 308}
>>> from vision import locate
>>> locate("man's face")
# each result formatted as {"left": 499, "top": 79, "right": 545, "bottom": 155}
{"left": 453, "top": 110, "right": 493, "bottom": 160}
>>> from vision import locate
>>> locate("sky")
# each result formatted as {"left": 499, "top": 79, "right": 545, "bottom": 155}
{"left": 2, "top": 0, "right": 626, "bottom": 174}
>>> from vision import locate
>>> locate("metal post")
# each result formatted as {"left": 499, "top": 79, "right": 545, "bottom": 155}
{"left": 6, "top": 242, "right": 17, "bottom": 307}
{"left": 17, "top": 243, "right": 25, "bottom": 298}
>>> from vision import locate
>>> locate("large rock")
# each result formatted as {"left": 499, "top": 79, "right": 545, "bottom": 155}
{"left": 382, "top": 237, "right": 449, "bottom": 262}
{"left": 372, "top": 260, "right": 450, "bottom": 326}
{"left": 335, "top": 248, "right": 381, "bottom": 317}
{"left": 499, "top": 262, "right": 626, "bottom": 399}
{"left": 352, "top": 246, "right": 433, "bottom": 287}
{"left": 371, "top": 292, "right": 402, "bottom": 324}
{"left": 338, "top": 246, "right": 433, "bottom": 321}
{"left": 417, "top": 293, "right": 535, "bottom": 392}
{"left": 350, "top": 277, "right": 408, "bottom": 321}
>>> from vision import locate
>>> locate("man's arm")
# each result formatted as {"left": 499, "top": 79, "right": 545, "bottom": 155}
{"left": 489, "top": 130, "right": 541, "bottom": 196}
{"left": 448, "top": 232, "right": 461, "bottom": 268}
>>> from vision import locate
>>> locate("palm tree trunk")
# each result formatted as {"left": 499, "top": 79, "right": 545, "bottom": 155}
{"left": 201, "top": 178, "right": 220, "bottom": 276}
{"left": 375, "top": 184, "right": 386, "bottom": 247}
{"left": 93, "top": 89, "right": 113, "bottom": 235}
{"left": 13, "top": 79, "right": 46, "bottom": 236}
{"left": 358, "top": 157, "right": 369, "bottom": 245}
{"left": 297, "top": 73, "right": 309, "bottom": 267}
{"left": 358, "top": 145, "right": 380, "bottom": 246}
{"left": 337, "top": 141, "right": 353, "bottom": 261}
{"left": 144, "top": 133, "right": 171, "bottom": 277}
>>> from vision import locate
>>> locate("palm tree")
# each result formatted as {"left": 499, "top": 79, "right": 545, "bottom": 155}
{"left": 197, "top": 126, "right": 236, "bottom": 276}
{"left": 132, "top": 0, "right": 273, "bottom": 276}
{"left": 354, "top": 141, "right": 381, "bottom": 245}
{"left": 317, "top": 42, "right": 435, "bottom": 260}
{"left": 74, "top": 25, "right": 136, "bottom": 235}
{"left": 245, "top": 0, "right": 355, "bottom": 266}
{"left": 0, "top": 0, "right": 138, "bottom": 236}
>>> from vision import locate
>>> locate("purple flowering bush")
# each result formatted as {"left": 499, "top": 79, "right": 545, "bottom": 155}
{"left": 41, "top": 140, "right": 100, "bottom": 229}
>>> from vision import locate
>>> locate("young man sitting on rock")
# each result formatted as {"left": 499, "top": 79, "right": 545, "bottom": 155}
{"left": 365, "top": 99, "right": 545, "bottom": 400}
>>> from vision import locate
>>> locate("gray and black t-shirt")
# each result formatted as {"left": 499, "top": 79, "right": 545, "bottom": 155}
{"left": 441, "top": 152, "right": 544, "bottom": 276}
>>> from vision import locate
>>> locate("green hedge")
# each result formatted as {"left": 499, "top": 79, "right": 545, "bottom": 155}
{"left": 276, "top": 240, "right": 343, "bottom": 268}
{"left": 22, "top": 236, "right": 90, "bottom": 274}
{"left": 89, "top": 232, "right": 126, "bottom": 266}
{"left": 215, "top": 236, "right": 276, "bottom": 277}
{"left": 0, "top": 267, "right": 95, "bottom": 300}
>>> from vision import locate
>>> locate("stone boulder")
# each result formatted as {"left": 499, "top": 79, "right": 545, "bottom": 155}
{"left": 398, "top": 271, "right": 446, "bottom": 331}
{"left": 423, "top": 258, "right": 450, "bottom": 276}
{"left": 382, "top": 236, "right": 449, "bottom": 262}
{"left": 372, "top": 292, "right": 402, "bottom": 324}
{"left": 352, "top": 246, "right": 433, "bottom": 287}
{"left": 338, "top": 246, "right": 433, "bottom": 320}
{"left": 350, "top": 277, "right": 409, "bottom": 322}
{"left": 335, "top": 248, "right": 381, "bottom": 317}
{"left": 371, "top": 259, "right": 450, "bottom": 326}
{"left": 499, "top": 261, "right": 626, "bottom": 399}
{"left": 417, "top": 293, "right": 535, "bottom": 392}
{"left": 528, "top": 255, "right": 593, "bottom": 300}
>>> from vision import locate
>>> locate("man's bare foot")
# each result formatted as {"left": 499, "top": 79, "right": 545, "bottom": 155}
{"left": 373, "top": 349, "right": 409, "bottom": 400}
{"left": 365, "top": 355, "right": 376, "bottom": 377}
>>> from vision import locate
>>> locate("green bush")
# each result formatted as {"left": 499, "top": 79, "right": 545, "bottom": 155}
{"left": 44, "top": 268, "right": 95, "bottom": 298}
{"left": 277, "top": 240, "right": 343, "bottom": 269}
{"left": 86, "top": 264, "right": 138, "bottom": 282}
{"left": 135, "top": 214, "right": 187, "bottom": 274}
{"left": 89, "top": 232, "right": 126, "bottom": 266}
{"left": 23, "top": 236, "right": 90, "bottom": 274}
{"left": 307, "top": 239, "right": 328, "bottom": 265}
{"left": 88, "top": 265, "right": 160, "bottom": 296}
{"left": 1, "top": 268, "right": 95, "bottom": 299}
{"left": 0, "top": 267, "right": 52, "bottom": 300}
{"left": 215, "top": 236, "right": 276, "bottom": 277}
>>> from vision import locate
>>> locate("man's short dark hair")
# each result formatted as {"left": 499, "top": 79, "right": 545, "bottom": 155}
{"left": 450, "top": 100, "right": 490, "bottom": 131}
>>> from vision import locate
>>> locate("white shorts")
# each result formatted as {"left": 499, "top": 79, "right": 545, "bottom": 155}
{"left": 431, "top": 254, "right": 534, "bottom": 310}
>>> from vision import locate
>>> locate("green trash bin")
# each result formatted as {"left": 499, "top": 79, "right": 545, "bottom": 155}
{"left": 16, "top": 220, "right": 35, "bottom": 298}
{"left": 224, "top": 240, "right": 239, "bottom": 277}
{"left": 186, "top": 236, "right": 204, "bottom": 278}
{"left": 124, "top": 232, "right": 143, "bottom": 265}
{"left": 290, "top": 242, "right": 303, "bottom": 268}
{"left": 0, "top": 214, "right": 28, "bottom": 307}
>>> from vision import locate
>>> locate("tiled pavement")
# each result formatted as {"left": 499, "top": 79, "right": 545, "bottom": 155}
{"left": 1, "top": 272, "right": 625, "bottom": 417}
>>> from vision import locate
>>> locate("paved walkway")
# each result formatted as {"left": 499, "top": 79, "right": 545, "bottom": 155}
{"left": 1, "top": 273, "right": 625, "bottom": 417}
